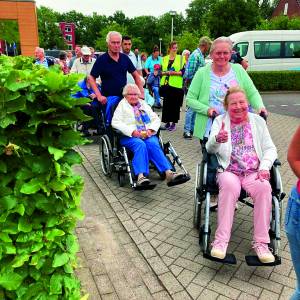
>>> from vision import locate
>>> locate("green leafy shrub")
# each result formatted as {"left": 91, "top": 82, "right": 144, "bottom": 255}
{"left": 0, "top": 55, "right": 90, "bottom": 299}
{"left": 248, "top": 71, "right": 300, "bottom": 91}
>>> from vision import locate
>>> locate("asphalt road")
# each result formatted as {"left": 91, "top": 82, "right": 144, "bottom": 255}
{"left": 261, "top": 92, "right": 300, "bottom": 118}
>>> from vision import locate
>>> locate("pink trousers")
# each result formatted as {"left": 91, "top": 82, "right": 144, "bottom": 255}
{"left": 215, "top": 171, "right": 272, "bottom": 244}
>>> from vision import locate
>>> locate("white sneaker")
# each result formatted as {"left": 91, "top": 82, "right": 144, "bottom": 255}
{"left": 253, "top": 242, "right": 275, "bottom": 263}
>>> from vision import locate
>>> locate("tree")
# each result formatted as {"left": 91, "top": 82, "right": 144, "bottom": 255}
{"left": 37, "top": 7, "right": 66, "bottom": 49}
{"left": 0, "top": 20, "right": 19, "bottom": 43}
{"left": 186, "top": 0, "right": 215, "bottom": 32}
{"left": 257, "top": 16, "right": 300, "bottom": 30}
{"left": 258, "top": 0, "right": 276, "bottom": 19}
{"left": 127, "top": 16, "right": 159, "bottom": 52}
{"left": 207, "top": 0, "right": 261, "bottom": 38}
{"left": 94, "top": 23, "right": 128, "bottom": 51}
{"left": 175, "top": 31, "right": 202, "bottom": 53}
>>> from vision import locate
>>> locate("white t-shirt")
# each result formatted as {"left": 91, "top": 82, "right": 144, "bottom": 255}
{"left": 125, "top": 51, "right": 142, "bottom": 83}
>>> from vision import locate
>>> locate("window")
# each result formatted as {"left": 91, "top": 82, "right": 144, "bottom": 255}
{"left": 284, "top": 41, "right": 300, "bottom": 58}
{"left": 65, "top": 34, "right": 72, "bottom": 42}
{"left": 233, "top": 42, "right": 249, "bottom": 57}
{"left": 68, "top": 45, "right": 73, "bottom": 50}
{"left": 65, "top": 26, "right": 71, "bottom": 32}
{"left": 254, "top": 41, "right": 281, "bottom": 59}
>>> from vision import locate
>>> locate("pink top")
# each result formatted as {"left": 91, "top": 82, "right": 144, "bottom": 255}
{"left": 297, "top": 179, "right": 300, "bottom": 193}
{"left": 226, "top": 122, "right": 259, "bottom": 176}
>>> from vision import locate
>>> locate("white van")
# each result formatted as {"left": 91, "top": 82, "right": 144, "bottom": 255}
{"left": 229, "top": 30, "right": 300, "bottom": 71}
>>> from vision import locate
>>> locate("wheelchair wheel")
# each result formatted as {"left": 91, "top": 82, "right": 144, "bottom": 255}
{"left": 99, "top": 135, "right": 113, "bottom": 177}
{"left": 118, "top": 173, "right": 126, "bottom": 187}
{"left": 193, "top": 162, "right": 204, "bottom": 229}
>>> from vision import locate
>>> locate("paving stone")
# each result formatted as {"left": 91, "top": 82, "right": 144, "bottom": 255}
{"left": 172, "top": 290, "right": 193, "bottom": 300}
{"left": 197, "top": 288, "right": 219, "bottom": 300}
{"left": 207, "top": 280, "right": 241, "bottom": 299}
{"left": 260, "top": 289, "right": 280, "bottom": 300}
{"left": 237, "top": 292, "right": 258, "bottom": 300}
{"left": 95, "top": 274, "right": 115, "bottom": 295}
{"left": 279, "top": 286, "right": 295, "bottom": 300}
{"left": 101, "top": 293, "right": 119, "bottom": 300}
{"left": 158, "top": 272, "right": 184, "bottom": 295}
{"left": 270, "top": 272, "right": 296, "bottom": 289}
{"left": 170, "top": 264, "right": 184, "bottom": 277}
{"left": 133, "top": 285, "right": 153, "bottom": 300}
{"left": 138, "top": 242, "right": 157, "bottom": 259}
{"left": 142, "top": 273, "right": 164, "bottom": 294}
{"left": 76, "top": 268, "right": 100, "bottom": 300}
{"left": 249, "top": 274, "right": 283, "bottom": 294}
{"left": 186, "top": 282, "right": 204, "bottom": 299}
{"left": 147, "top": 256, "right": 169, "bottom": 275}
{"left": 152, "top": 291, "right": 172, "bottom": 300}
{"left": 177, "top": 269, "right": 197, "bottom": 288}
{"left": 228, "top": 277, "right": 262, "bottom": 297}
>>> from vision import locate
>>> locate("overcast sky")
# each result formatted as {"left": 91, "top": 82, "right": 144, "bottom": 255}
{"left": 34, "top": 0, "right": 193, "bottom": 17}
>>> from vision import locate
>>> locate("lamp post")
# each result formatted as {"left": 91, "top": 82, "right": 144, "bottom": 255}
{"left": 169, "top": 10, "right": 176, "bottom": 42}
{"left": 159, "top": 38, "right": 162, "bottom": 55}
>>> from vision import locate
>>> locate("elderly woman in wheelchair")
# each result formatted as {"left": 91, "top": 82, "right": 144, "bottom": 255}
{"left": 205, "top": 86, "right": 277, "bottom": 264}
{"left": 111, "top": 83, "right": 189, "bottom": 188}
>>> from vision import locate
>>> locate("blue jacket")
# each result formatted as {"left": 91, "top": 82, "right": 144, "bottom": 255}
{"left": 147, "top": 73, "right": 160, "bottom": 87}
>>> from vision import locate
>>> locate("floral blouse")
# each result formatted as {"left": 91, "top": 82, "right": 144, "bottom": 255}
{"left": 226, "top": 122, "right": 259, "bottom": 176}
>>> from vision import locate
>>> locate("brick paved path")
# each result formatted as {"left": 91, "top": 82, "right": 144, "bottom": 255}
{"left": 76, "top": 110, "right": 299, "bottom": 300}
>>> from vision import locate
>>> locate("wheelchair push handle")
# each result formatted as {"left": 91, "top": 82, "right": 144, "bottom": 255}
{"left": 259, "top": 111, "right": 267, "bottom": 121}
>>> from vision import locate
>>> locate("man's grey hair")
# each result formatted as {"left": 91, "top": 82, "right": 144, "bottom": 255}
{"left": 122, "top": 83, "right": 141, "bottom": 97}
{"left": 106, "top": 31, "right": 122, "bottom": 44}
{"left": 199, "top": 36, "right": 212, "bottom": 47}
{"left": 35, "top": 47, "right": 45, "bottom": 54}
{"left": 210, "top": 36, "right": 233, "bottom": 54}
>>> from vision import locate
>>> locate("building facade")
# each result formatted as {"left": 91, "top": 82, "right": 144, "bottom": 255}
{"left": 272, "top": 0, "right": 300, "bottom": 18}
{"left": 59, "top": 22, "right": 76, "bottom": 50}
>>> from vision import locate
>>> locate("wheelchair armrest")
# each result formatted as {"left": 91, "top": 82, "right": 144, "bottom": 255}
{"left": 273, "top": 159, "right": 281, "bottom": 167}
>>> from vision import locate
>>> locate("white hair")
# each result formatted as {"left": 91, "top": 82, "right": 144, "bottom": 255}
{"left": 106, "top": 31, "right": 122, "bottom": 44}
{"left": 122, "top": 83, "right": 141, "bottom": 97}
{"left": 182, "top": 49, "right": 190, "bottom": 56}
{"left": 210, "top": 36, "right": 233, "bottom": 54}
{"left": 35, "top": 47, "right": 44, "bottom": 54}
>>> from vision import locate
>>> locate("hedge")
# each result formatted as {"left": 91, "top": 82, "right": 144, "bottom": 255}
{"left": 0, "top": 55, "right": 90, "bottom": 299}
{"left": 248, "top": 70, "right": 300, "bottom": 91}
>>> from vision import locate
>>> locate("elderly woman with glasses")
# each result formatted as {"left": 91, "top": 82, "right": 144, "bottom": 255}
{"left": 186, "top": 36, "right": 267, "bottom": 142}
{"left": 206, "top": 86, "right": 277, "bottom": 264}
{"left": 112, "top": 83, "right": 186, "bottom": 187}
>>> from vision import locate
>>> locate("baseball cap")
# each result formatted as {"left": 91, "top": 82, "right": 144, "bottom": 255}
{"left": 154, "top": 64, "right": 161, "bottom": 70}
{"left": 81, "top": 46, "right": 91, "bottom": 55}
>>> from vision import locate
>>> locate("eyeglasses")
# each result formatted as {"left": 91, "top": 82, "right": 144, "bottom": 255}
{"left": 127, "top": 93, "right": 139, "bottom": 96}
{"left": 215, "top": 51, "right": 231, "bottom": 56}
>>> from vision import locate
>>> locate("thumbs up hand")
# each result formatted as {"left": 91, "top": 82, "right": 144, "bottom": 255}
{"left": 216, "top": 121, "right": 228, "bottom": 143}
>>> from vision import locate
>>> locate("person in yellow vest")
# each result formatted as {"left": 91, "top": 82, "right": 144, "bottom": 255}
{"left": 160, "top": 41, "right": 185, "bottom": 131}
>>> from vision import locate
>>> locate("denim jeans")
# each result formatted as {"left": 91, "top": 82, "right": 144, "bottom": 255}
{"left": 285, "top": 186, "right": 300, "bottom": 300}
{"left": 183, "top": 106, "right": 196, "bottom": 133}
{"left": 152, "top": 86, "right": 161, "bottom": 106}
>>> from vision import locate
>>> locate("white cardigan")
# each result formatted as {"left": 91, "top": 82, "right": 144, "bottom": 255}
{"left": 206, "top": 113, "right": 277, "bottom": 171}
{"left": 111, "top": 98, "right": 161, "bottom": 137}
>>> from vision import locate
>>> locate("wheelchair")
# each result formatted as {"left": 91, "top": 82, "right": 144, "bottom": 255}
{"left": 99, "top": 128, "right": 190, "bottom": 190}
{"left": 193, "top": 130, "right": 286, "bottom": 267}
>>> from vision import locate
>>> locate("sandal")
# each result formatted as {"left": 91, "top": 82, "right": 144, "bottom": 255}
{"left": 136, "top": 176, "right": 151, "bottom": 186}
{"left": 166, "top": 172, "right": 190, "bottom": 187}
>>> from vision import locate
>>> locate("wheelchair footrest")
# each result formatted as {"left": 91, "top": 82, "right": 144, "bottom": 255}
{"left": 133, "top": 183, "right": 157, "bottom": 191}
{"left": 167, "top": 174, "right": 190, "bottom": 187}
{"left": 245, "top": 255, "right": 281, "bottom": 266}
{"left": 203, "top": 253, "right": 237, "bottom": 265}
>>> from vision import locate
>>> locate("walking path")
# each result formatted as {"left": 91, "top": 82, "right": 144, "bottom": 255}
{"left": 75, "top": 109, "right": 299, "bottom": 300}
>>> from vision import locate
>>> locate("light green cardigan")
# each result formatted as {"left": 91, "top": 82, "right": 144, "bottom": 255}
{"left": 186, "top": 63, "right": 265, "bottom": 139}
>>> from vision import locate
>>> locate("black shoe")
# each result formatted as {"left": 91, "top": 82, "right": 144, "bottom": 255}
{"left": 183, "top": 132, "right": 192, "bottom": 139}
